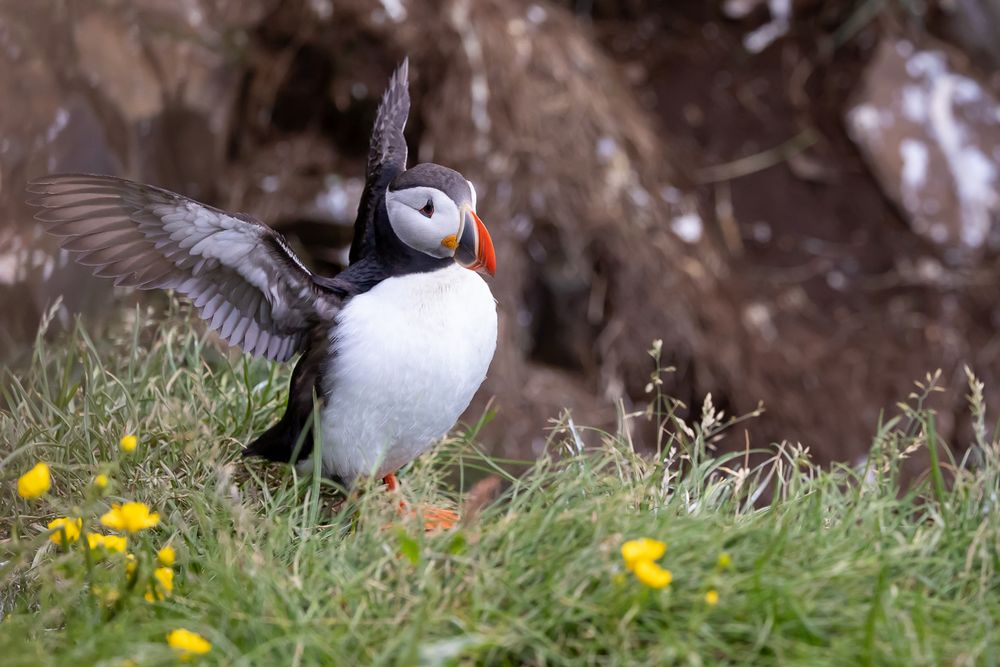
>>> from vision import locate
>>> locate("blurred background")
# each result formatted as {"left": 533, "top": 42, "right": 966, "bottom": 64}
{"left": 1, "top": 0, "right": 999, "bottom": 466}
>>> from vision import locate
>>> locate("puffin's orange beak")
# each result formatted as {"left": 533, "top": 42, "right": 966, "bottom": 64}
{"left": 455, "top": 205, "right": 496, "bottom": 276}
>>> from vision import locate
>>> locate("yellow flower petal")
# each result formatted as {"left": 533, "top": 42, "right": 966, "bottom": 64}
{"left": 119, "top": 434, "right": 138, "bottom": 453}
{"left": 86, "top": 533, "right": 127, "bottom": 554}
{"left": 154, "top": 566, "right": 174, "bottom": 593}
{"left": 103, "top": 535, "right": 127, "bottom": 553}
{"left": 146, "top": 566, "right": 174, "bottom": 602}
{"left": 100, "top": 502, "right": 160, "bottom": 533}
{"left": 157, "top": 545, "right": 176, "bottom": 567}
{"left": 705, "top": 589, "right": 719, "bottom": 606}
{"left": 93, "top": 474, "right": 109, "bottom": 489}
{"left": 717, "top": 552, "right": 732, "bottom": 569}
{"left": 166, "top": 628, "right": 212, "bottom": 660}
{"left": 47, "top": 517, "right": 82, "bottom": 545}
{"left": 621, "top": 538, "right": 666, "bottom": 571}
{"left": 633, "top": 560, "right": 672, "bottom": 589}
{"left": 90, "top": 585, "right": 120, "bottom": 606}
{"left": 17, "top": 462, "right": 51, "bottom": 499}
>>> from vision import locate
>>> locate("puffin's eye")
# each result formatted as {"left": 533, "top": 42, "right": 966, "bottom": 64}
{"left": 419, "top": 200, "right": 434, "bottom": 218}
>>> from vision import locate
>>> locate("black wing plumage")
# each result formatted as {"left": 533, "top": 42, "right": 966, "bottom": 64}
{"left": 27, "top": 174, "right": 340, "bottom": 362}
{"left": 349, "top": 58, "right": 411, "bottom": 263}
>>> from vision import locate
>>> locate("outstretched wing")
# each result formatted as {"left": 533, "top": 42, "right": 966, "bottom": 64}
{"left": 27, "top": 174, "right": 339, "bottom": 362}
{"left": 350, "top": 58, "right": 411, "bottom": 263}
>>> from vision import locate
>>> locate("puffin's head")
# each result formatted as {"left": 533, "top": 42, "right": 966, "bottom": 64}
{"left": 384, "top": 163, "right": 496, "bottom": 275}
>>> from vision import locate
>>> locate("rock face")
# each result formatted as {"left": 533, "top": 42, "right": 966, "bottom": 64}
{"left": 933, "top": 0, "right": 1000, "bottom": 72}
{"left": 0, "top": 0, "right": 265, "bottom": 352}
{"left": 847, "top": 36, "right": 1000, "bottom": 257}
{"left": 4, "top": 0, "right": 1000, "bottom": 466}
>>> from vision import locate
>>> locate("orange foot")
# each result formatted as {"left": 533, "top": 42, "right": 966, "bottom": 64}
{"left": 382, "top": 473, "right": 459, "bottom": 531}
{"left": 417, "top": 506, "right": 460, "bottom": 531}
{"left": 383, "top": 473, "right": 400, "bottom": 493}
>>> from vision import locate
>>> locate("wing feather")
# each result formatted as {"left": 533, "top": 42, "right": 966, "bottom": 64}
{"left": 350, "top": 58, "right": 411, "bottom": 263}
{"left": 27, "top": 173, "right": 340, "bottom": 361}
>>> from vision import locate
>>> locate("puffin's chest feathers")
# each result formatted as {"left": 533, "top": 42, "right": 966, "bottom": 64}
{"left": 320, "top": 263, "right": 497, "bottom": 481}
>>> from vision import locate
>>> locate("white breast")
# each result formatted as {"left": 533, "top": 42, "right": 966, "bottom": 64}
{"left": 318, "top": 264, "right": 497, "bottom": 484}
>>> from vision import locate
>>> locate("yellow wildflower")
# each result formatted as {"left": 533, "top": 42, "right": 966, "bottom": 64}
{"left": 145, "top": 566, "right": 174, "bottom": 602}
{"left": 17, "top": 462, "right": 51, "bottom": 499}
{"left": 154, "top": 566, "right": 173, "bottom": 593}
{"left": 47, "top": 517, "right": 82, "bottom": 545}
{"left": 119, "top": 434, "right": 138, "bottom": 453}
{"left": 87, "top": 533, "right": 128, "bottom": 553}
{"left": 157, "top": 545, "right": 176, "bottom": 567}
{"left": 633, "top": 560, "right": 673, "bottom": 589}
{"left": 100, "top": 502, "right": 159, "bottom": 533}
{"left": 90, "top": 585, "right": 120, "bottom": 607}
{"left": 717, "top": 552, "right": 732, "bottom": 569}
{"left": 125, "top": 553, "right": 137, "bottom": 577}
{"left": 104, "top": 535, "right": 128, "bottom": 553}
{"left": 705, "top": 589, "right": 719, "bottom": 606}
{"left": 93, "top": 474, "right": 109, "bottom": 489}
{"left": 621, "top": 538, "right": 666, "bottom": 571}
{"left": 166, "top": 628, "right": 211, "bottom": 661}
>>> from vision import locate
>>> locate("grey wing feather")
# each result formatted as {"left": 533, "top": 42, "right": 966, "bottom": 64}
{"left": 350, "top": 57, "right": 411, "bottom": 263}
{"left": 27, "top": 174, "right": 339, "bottom": 362}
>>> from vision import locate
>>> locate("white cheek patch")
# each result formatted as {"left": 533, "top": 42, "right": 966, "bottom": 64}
{"left": 385, "top": 187, "right": 461, "bottom": 258}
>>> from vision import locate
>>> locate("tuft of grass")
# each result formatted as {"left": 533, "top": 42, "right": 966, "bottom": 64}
{"left": 1, "top": 305, "right": 999, "bottom": 666}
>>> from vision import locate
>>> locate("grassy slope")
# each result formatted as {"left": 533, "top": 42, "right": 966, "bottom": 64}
{"left": 1, "top": 308, "right": 999, "bottom": 666}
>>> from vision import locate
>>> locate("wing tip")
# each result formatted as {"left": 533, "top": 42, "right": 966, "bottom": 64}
{"left": 395, "top": 56, "right": 409, "bottom": 87}
{"left": 25, "top": 173, "right": 126, "bottom": 209}
{"left": 27, "top": 172, "right": 112, "bottom": 187}
{"left": 382, "top": 56, "right": 411, "bottom": 110}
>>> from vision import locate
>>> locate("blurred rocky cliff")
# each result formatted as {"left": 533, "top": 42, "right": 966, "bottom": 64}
{"left": 2, "top": 0, "right": 999, "bottom": 465}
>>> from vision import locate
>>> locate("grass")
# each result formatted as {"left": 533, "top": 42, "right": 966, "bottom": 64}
{"left": 1, "top": 305, "right": 999, "bottom": 666}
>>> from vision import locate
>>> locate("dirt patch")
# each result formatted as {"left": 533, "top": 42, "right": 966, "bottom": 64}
{"left": 592, "top": 1, "right": 1000, "bottom": 464}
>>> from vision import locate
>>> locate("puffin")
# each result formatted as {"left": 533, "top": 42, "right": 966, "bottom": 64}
{"left": 26, "top": 59, "right": 498, "bottom": 515}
